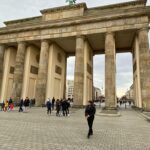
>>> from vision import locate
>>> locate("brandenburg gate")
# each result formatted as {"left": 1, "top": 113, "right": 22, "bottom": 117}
{"left": 0, "top": 0, "right": 150, "bottom": 111}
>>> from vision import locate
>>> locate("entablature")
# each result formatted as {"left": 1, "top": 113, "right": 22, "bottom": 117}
{"left": 2, "top": 0, "right": 149, "bottom": 29}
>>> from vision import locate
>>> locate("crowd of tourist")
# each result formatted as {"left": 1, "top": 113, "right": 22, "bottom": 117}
{"left": 0, "top": 97, "right": 35, "bottom": 112}
{"left": 0, "top": 96, "right": 73, "bottom": 116}
{"left": 0, "top": 97, "right": 14, "bottom": 112}
{"left": 46, "top": 97, "right": 72, "bottom": 117}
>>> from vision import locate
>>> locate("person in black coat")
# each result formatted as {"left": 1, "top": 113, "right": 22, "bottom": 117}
{"left": 85, "top": 100, "right": 96, "bottom": 138}
{"left": 46, "top": 99, "right": 52, "bottom": 115}
{"left": 19, "top": 99, "right": 24, "bottom": 112}
{"left": 52, "top": 97, "right": 55, "bottom": 110}
{"left": 62, "top": 99, "right": 68, "bottom": 116}
{"left": 56, "top": 99, "right": 60, "bottom": 116}
{"left": 66, "top": 100, "right": 70, "bottom": 115}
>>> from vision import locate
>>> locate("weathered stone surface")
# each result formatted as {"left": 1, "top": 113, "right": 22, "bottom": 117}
{"left": 63, "top": 56, "right": 67, "bottom": 99}
{"left": 0, "top": 16, "right": 149, "bottom": 44}
{"left": 0, "top": 45, "right": 5, "bottom": 93}
{"left": 12, "top": 42, "right": 26, "bottom": 100}
{"left": 138, "top": 28, "right": 150, "bottom": 111}
{"left": 35, "top": 40, "right": 49, "bottom": 106}
{"left": 105, "top": 32, "right": 116, "bottom": 109}
{"left": 74, "top": 36, "right": 84, "bottom": 106}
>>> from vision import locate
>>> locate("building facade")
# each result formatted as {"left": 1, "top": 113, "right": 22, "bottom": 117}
{"left": 66, "top": 80, "right": 74, "bottom": 99}
{"left": 126, "top": 84, "right": 134, "bottom": 100}
{"left": 93, "top": 87, "right": 102, "bottom": 100}
{"left": 0, "top": 1, "right": 150, "bottom": 110}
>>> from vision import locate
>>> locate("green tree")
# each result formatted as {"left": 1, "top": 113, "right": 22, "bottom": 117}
{"left": 66, "top": 0, "right": 76, "bottom": 5}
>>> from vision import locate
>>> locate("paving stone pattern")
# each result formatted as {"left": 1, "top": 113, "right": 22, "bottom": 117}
{"left": 0, "top": 107, "right": 150, "bottom": 150}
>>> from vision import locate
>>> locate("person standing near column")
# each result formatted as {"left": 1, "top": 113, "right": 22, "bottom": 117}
{"left": 52, "top": 97, "right": 55, "bottom": 110}
{"left": 85, "top": 101, "right": 96, "bottom": 139}
{"left": 46, "top": 98, "right": 52, "bottom": 115}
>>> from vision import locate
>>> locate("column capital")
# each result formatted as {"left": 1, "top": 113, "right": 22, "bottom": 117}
{"left": 76, "top": 35, "right": 85, "bottom": 39}
{"left": 136, "top": 27, "right": 149, "bottom": 35}
{"left": 17, "top": 41, "right": 26, "bottom": 45}
{"left": 138, "top": 27, "right": 149, "bottom": 32}
{"left": 41, "top": 39, "right": 50, "bottom": 43}
{"left": 105, "top": 32, "right": 115, "bottom": 37}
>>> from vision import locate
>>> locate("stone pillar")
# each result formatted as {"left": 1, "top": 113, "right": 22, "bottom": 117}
{"left": 12, "top": 42, "right": 26, "bottom": 100}
{"left": 138, "top": 28, "right": 150, "bottom": 111}
{"left": 74, "top": 36, "right": 85, "bottom": 106}
{"left": 105, "top": 32, "right": 116, "bottom": 110}
{"left": 132, "top": 35, "right": 142, "bottom": 108}
{"left": 0, "top": 45, "right": 5, "bottom": 94}
{"left": 35, "top": 40, "right": 49, "bottom": 106}
{"left": 63, "top": 56, "right": 67, "bottom": 99}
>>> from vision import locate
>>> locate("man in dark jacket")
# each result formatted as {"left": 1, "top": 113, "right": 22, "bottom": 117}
{"left": 62, "top": 99, "right": 68, "bottom": 116}
{"left": 56, "top": 99, "right": 61, "bottom": 116}
{"left": 46, "top": 99, "right": 52, "bottom": 115}
{"left": 85, "top": 100, "right": 96, "bottom": 138}
{"left": 19, "top": 98, "right": 24, "bottom": 112}
{"left": 52, "top": 97, "right": 55, "bottom": 110}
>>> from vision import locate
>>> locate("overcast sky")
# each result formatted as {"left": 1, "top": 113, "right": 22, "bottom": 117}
{"left": 0, "top": 0, "right": 149, "bottom": 97}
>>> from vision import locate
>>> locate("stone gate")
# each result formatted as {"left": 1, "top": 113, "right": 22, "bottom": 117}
{"left": 0, "top": 0, "right": 150, "bottom": 110}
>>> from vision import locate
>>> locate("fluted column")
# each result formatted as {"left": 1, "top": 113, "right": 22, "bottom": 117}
{"left": 35, "top": 40, "right": 49, "bottom": 106}
{"left": 12, "top": 42, "right": 26, "bottom": 100}
{"left": 105, "top": 32, "right": 116, "bottom": 109}
{"left": 0, "top": 45, "right": 5, "bottom": 94}
{"left": 63, "top": 56, "right": 67, "bottom": 99}
{"left": 74, "top": 36, "right": 85, "bottom": 106}
{"left": 138, "top": 28, "right": 150, "bottom": 111}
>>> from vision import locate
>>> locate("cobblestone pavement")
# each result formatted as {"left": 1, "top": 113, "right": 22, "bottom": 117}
{"left": 0, "top": 107, "right": 150, "bottom": 150}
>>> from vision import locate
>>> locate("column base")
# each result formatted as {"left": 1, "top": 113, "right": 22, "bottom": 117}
{"left": 35, "top": 101, "right": 44, "bottom": 107}
{"left": 98, "top": 107, "right": 121, "bottom": 117}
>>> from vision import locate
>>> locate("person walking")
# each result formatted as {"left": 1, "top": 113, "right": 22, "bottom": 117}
{"left": 85, "top": 101, "right": 96, "bottom": 139}
{"left": 19, "top": 98, "right": 24, "bottom": 112}
{"left": 56, "top": 99, "right": 61, "bottom": 116}
{"left": 46, "top": 99, "right": 52, "bottom": 115}
{"left": 4, "top": 100, "right": 9, "bottom": 112}
{"left": 52, "top": 97, "right": 55, "bottom": 110}
{"left": 24, "top": 97, "right": 28, "bottom": 112}
{"left": 66, "top": 100, "right": 70, "bottom": 116}
{"left": 1, "top": 101, "right": 4, "bottom": 111}
{"left": 8, "top": 97, "right": 13, "bottom": 111}
{"left": 62, "top": 99, "right": 68, "bottom": 116}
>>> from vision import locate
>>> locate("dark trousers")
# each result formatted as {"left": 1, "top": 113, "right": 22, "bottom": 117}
{"left": 56, "top": 108, "right": 60, "bottom": 116}
{"left": 66, "top": 108, "right": 69, "bottom": 114}
{"left": 47, "top": 108, "right": 51, "bottom": 114}
{"left": 63, "top": 109, "right": 67, "bottom": 116}
{"left": 19, "top": 106, "right": 23, "bottom": 112}
{"left": 52, "top": 104, "right": 54, "bottom": 110}
{"left": 87, "top": 116, "right": 94, "bottom": 136}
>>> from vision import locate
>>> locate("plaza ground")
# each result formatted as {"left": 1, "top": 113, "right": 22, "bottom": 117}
{"left": 0, "top": 106, "right": 150, "bottom": 150}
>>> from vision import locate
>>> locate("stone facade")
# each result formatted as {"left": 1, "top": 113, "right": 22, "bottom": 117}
{"left": 12, "top": 42, "right": 26, "bottom": 101}
{"left": 0, "top": 45, "right": 5, "bottom": 94}
{"left": 138, "top": 29, "right": 150, "bottom": 110}
{"left": 0, "top": 1, "right": 150, "bottom": 110}
{"left": 74, "top": 36, "right": 85, "bottom": 106}
{"left": 35, "top": 40, "right": 49, "bottom": 106}
{"left": 105, "top": 32, "right": 116, "bottom": 109}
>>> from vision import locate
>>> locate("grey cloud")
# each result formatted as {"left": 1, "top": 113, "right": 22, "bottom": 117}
{"left": 116, "top": 53, "right": 133, "bottom": 73}
{"left": 67, "top": 57, "right": 75, "bottom": 79}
